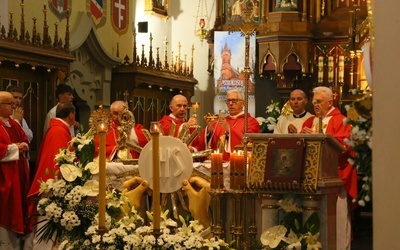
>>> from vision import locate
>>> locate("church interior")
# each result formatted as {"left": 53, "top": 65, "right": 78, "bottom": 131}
{"left": 0, "top": 0, "right": 399, "bottom": 249}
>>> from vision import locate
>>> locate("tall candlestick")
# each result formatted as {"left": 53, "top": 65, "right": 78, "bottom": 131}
{"left": 98, "top": 123, "right": 107, "bottom": 231}
{"left": 150, "top": 122, "right": 161, "bottom": 232}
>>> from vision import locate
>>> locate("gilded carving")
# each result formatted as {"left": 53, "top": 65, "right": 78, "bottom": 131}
{"left": 301, "top": 141, "right": 321, "bottom": 191}
{"left": 248, "top": 141, "right": 268, "bottom": 185}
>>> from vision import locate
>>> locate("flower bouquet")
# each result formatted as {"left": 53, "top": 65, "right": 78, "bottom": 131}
{"left": 260, "top": 196, "right": 321, "bottom": 250}
{"left": 36, "top": 130, "right": 233, "bottom": 249}
{"left": 256, "top": 100, "right": 281, "bottom": 133}
{"left": 344, "top": 103, "right": 372, "bottom": 207}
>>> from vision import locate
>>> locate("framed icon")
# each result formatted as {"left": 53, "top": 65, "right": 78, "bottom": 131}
{"left": 265, "top": 138, "right": 305, "bottom": 184}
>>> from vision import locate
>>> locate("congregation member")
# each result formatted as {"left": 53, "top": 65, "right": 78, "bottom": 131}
{"left": 158, "top": 94, "right": 198, "bottom": 137}
{"left": 0, "top": 91, "right": 33, "bottom": 249}
{"left": 43, "top": 84, "right": 77, "bottom": 137}
{"left": 7, "top": 86, "right": 33, "bottom": 143}
{"left": 94, "top": 100, "right": 149, "bottom": 160}
{"left": 301, "top": 86, "right": 357, "bottom": 250}
{"left": 28, "top": 103, "right": 77, "bottom": 198}
{"left": 274, "top": 89, "right": 313, "bottom": 134}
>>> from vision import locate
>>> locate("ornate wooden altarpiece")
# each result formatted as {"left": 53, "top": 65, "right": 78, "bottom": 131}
{"left": 208, "top": 0, "right": 370, "bottom": 116}
{"left": 111, "top": 32, "right": 198, "bottom": 129}
{"left": 0, "top": 2, "right": 74, "bottom": 162}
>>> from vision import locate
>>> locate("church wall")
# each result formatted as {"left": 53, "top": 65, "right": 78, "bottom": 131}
{"left": 373, "top": 0, "right": 400, "bottom": 248}
{"left": 7, "top": 0, "right": 132, "bottom": 64}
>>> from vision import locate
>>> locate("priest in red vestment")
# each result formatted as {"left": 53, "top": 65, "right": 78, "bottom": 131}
{"left": 0, "top": 91, "right": 33, "bottom": 248}
{"left": 158, "top": 94, "right": 198, "bottom": 137}
{"left": 301, "top": 86, "right": 357, "bottom": 250}
{"left": 190, "top": 114, "right": 226, "bottom": 161}
{"left": 93, "top": 100, "right": 149, "bottom": 160}
{"left": 28, "top": 103, "right": 76, "bottom": 198}
{"left": 218, "top": 89, "right": 260, "bottom": 160}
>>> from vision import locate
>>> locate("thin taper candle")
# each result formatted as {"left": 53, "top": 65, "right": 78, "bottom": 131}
{"left": 98, "top": 123, "right": 106, "bottom": 230}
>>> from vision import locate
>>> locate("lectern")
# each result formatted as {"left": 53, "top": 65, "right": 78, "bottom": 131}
{"left": 246, "top": 133, "right": 345, "bottom": 250}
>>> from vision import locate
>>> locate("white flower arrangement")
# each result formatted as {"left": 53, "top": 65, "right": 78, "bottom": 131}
{"left": 256, "top": 100, "right": 281, "bottom": 133}
{"left": 260, "top": 196, "right": 321, "bottom": 250}
{"left": 344, "top": 104, "right": 372, "bottom": 207}
{"left": 36, "top": 130, "right": 232, "bottom": 250}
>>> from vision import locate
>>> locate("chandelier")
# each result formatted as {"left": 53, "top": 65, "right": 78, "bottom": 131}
{"left": 194, "top": 0, "right": 210, "bottom": 42}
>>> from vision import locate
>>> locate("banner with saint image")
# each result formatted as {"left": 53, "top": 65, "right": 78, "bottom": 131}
{"left": 213, "top": 31, "right": 256, "bottom": 116}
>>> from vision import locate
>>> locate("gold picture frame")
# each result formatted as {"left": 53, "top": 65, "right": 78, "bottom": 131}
{"left": 145, "top": 0, "right": 168, "bottom": 18}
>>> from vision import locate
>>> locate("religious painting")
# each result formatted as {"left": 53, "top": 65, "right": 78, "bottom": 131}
{"left": 145, "top": 0, "right": 168, "bottom": 18}
{"left": 265, "top": 138, "right": 305, "bottom": 185}
{"left": 223, "top": 0, "right": 261, "bottom": 25}
{"left": 213, "top": 31, "right": 256, "bottom": 116}
{"left": 48, "top": 0, "right": 72, "bottom": 20}
{"left": 87, "top": 0, "right": 107, "bottom": 27}
{"left": 111, "top": 0, "right": 129, "bottom": 35}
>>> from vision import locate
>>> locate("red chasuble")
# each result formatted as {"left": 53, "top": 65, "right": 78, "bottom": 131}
{"left": 302, "top": 108, "right": 358, "bottom": 198}
{"left": 28, "top": 118, "right": 72, "bottom": 198}
{"left": 225, "top": 113, "right": 260, "bottom": 160}
{"left": 0, "top": 118, "right": 33, "bottom": 234}
{"left": 93, "top": 123, "right": 149, "bottom": 160}
{"left": 158, "top": 115, "right": 186, "bottom": 137}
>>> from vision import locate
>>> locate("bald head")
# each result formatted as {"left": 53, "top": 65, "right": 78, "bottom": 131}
{"left": 289, "top": 89, "right": 308, "bottom": 115}
{"left": 0, "top": 91, "right": 15, "bottom": 118}
{"left": 110, "top": 100, "right": 128, "bottom": 124}
{"left": 169, "top": 94, "right": 189, "bottom": 119}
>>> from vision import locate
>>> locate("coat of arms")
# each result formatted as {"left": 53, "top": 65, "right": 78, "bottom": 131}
{"left": 111, "top": 0, "right": 129, "bottom": 35}
{"left": 48, "top": 0, "right": 72, "bottom": 19}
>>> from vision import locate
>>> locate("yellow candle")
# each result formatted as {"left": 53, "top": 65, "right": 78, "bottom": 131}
{"left": 234, "top": 151, "right": 245, "bottom": 189}
{"left": 98, "top": 123, "right": 106, "bottom": 230}
{"left": 211, "top": 151, "right": 223, "bottom": 189}
{"left": 150, "top": 122, "right": 161, "bottom": 232}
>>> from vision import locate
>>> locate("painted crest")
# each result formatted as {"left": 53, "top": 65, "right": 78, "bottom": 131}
{"left": 48, "top": 0, "right": 72, "bottom": 19}
{"left": 111, "top": 0, "right": 129, "bottom": 35}
{"left": 87, "top": 0, "right": 107, "bottom": 27}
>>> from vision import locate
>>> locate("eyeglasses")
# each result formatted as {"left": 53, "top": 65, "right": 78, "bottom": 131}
{"left": 225, "top": 99, "right": 243, "bottom": 104}
{"left": 0, "top": 102, "right": 14, "bottom": 106}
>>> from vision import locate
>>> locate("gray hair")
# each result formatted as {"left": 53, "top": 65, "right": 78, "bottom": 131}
{"left": 313, "top": 86, "right": 333, "bottom": 100}
{"left": 227, "top": 88, "right": 244, "bottom": 100}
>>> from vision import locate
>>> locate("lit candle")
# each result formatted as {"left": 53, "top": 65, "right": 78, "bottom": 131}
{"left": 318, "top": 56, "right": 324, "bottom": 83}
{"left": 211, "top": 150, "right": 223, "bottom": 189}
{"left": 150, "top": 122, "right": 161, "bottom": 232}
{"left": 234, "top": 151, "right": 245, "bottom": 189}
{"left": 338, "top": 55, "right": 344, "bottom": 83}
{"left": 98, "top": 123, "right": 107, "bottom": 230}
{"left": 328, "top": 56, "right": 334, "bottom": 83}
